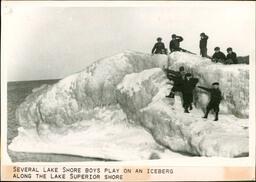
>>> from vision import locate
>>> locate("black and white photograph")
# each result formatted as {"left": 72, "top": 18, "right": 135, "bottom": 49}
{"left": 1, "top": 1, "right": 255, "bottom": 181}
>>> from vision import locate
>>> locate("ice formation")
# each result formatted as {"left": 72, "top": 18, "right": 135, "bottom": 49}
{"left": 168, "top": 53, "right": 249, "bottom": 118}
{"left": 117, "top": 68, "right": 248, "bottom": 157}
{"left": 9, "top": 51, "right": 249, "bottom": 160}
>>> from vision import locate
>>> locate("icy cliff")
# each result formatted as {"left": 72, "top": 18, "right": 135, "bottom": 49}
{"left": 9, "top": 51, "right": 249, "bottom": 159}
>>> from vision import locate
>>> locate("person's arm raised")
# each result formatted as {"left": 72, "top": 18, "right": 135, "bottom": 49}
{"left": 177, "top": 36, "right": 183, "bottom": 42}
{"left": 198, "top": 86, "right": 211, "bottom": 92}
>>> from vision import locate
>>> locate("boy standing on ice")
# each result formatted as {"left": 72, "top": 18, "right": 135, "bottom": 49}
{"left": 182, "top": 73, "right": 199, "bottom": 113}
{"left": 199, "top": 32, "right": 209, "bottom": 57}
{"left": 198, "top": 82, "right": 222, "bottom": 121}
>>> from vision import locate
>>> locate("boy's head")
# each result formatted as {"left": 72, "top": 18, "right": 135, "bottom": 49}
{"left": 212, "top": 82, "right": 219, "bottom": 89}
{"left": 200, "top": 32, "right": 205, "bottom": 39}
{"left": 227, "top": 47, "right": 233, "bottom": 54}
{"left": 172, "top": 34, "right": 176, "bottom": 40}
{"left": 157, "top": 37, "right": 162, "bottom": 42}
{"left": 214, "top": 47, "right": 220, "bottom": 53}
{"left": 185, "top": 73, "right": 192, "bottom": 80}
{"left": 179, "top": 66, "right": 185, "bottom": 76}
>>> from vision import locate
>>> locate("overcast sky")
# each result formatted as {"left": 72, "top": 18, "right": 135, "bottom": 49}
{"left": 2, "top": 1, "right": 255, "bottom": 81}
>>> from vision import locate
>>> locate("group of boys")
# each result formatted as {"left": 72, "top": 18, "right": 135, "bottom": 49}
{"left": 151, "top": 33, "right": 233, "bottom": 121}
{"left": 152, "top": 33, "right": 238, "bottom": 64}
{"left": 165, "top": 66, "right": 222, "bottom": 121}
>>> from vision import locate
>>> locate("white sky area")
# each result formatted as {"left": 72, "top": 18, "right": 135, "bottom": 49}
{"left": 2, "top": 1, "right": 255, "bottom": 81}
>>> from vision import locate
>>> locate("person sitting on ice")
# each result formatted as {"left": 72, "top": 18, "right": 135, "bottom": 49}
{"left": 152, "top": 37, "right": 166, "bottom": 55}
{"left": 165, "top": 66, "right": 186, "bottom": 98}
{"left": 161, "top": 48, "right": 168, "bottom": 55}
{"left": 199, "top": 32, "right": 209, "bottom": 57}
{"left": 181, "top": 73, "right": 199, "bottom": 113}
{"left": 198, "top": 82, "right": 222, "bottom": 121}
{"left": 169, "top": 34, "right": 184, "bottom": 53}
{"left": 212, "top": 47, "right": 226, "bottom": 63}
{"left": 226, "top": 47, "right": 238, "bottom": 64}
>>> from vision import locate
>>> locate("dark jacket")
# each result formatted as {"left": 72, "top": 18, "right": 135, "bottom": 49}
{"left": 182, "top": 78, "right": 199, "bottom": 93}
{"left": 198, "top": 86, "right": 222, "bottom": 104}
{"left": 152, "top": 42, "right": 165, "bottom": 54}
{"left": 165, "top": 69, "right": 185, "bottom": 87}
{"left": 169, "top": 36, "right": 183, "bottom": 52}
{"left": 226, "top": 52, "right": 238, "bottom": 64}
{"left": 199, "top": 35, "right": 208, "bottom": 49}
{"left": 212, "top": 51, "right": 226, "bottom": 61}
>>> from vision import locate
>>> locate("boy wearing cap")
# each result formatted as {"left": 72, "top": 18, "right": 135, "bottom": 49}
{"left": 152, "top": 37, "right": 166, "bottom": 55}
{"left": 198, "top": 82, "right": 222, "bottom": 121}
{"left": 169, "top": 34, "right": 184, "bottom": 53}
{"left": 212, "top": 47, "right": 226, "bottom": 63}
{"left": 199, "top": 32, "right": 209, "bottom": 57}
{"left": 226, "top": 47, "right": 238, "bottom": 64}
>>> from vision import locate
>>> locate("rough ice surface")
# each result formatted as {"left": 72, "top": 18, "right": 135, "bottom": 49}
{"left": 11, "top": 105, "right": 187, "bottom": 160}
{"left": 168, "top": 52, "right": 249, "bottom": 118}
{"left": 117, "top": 68, "right": 248, "bottom": 157}
{"left": 9, "top": 51, "right": 249, "bottom": 159}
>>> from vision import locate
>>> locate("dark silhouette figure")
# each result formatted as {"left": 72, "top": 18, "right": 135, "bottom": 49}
{"left": 182, "top": 73, "right": 199, "bottom": 113}
{"left": 199, "top": 32, "right": 209, "bottom": 57}
{"left": 212, "top": 47, "right": 226, "bottom": 63}
{"left": 226, "top": 47, "right": 238, "bottom": 64}
{"left": 169, "top": 34, "right": 183, "bottom": 53}
{"left": 198, "top": 82, "right": 222, "bottom": 121}
{"left": 152, "top": 37, "right": 166, "bottom": 55}
{"left": 165, "top": 66, "right": 186, "bottom": 98}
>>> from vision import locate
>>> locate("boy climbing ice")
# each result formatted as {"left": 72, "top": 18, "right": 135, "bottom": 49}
{"left": 198, "top": 82, "right": 222, "bottom": 121}
{"left": 165, "top": 66, "right": 186, "bottom": 98}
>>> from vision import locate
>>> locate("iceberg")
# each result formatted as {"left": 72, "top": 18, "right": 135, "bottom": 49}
{"left": 9, "top": 51, "right": 249, "bottom": 160}
{"left": 117, "top": 68, "right": 248, "bottom": 157}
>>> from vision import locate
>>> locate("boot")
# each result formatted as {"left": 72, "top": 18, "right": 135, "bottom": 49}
{"left": 184, "top": 106, "right": 190, "bottom": 113}
{"left": 166, "top": 92, "right": 175, "bottom": 98}
{"left": 184, "top": 109, "right": 189, "bottom": 113}
{"left": 189, "top": 103, "right": 193, "bottom": 110}
{"left": 214, "top": 112, "right": 219, "bottom": 121}
{"left": 202, "top": 110, "right": 209, "bottom": 119}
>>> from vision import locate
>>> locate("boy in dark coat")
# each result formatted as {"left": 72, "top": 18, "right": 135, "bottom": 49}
{"left": 226, "top": 47, "right": 238, "bottom": 64}
{"left": 152, "top": 37, "right": 166, "bottom": 55}
{"left": 212, "top": 47, "right": 226, "bottom": 63}
{"left": 198, "top": 82, "right": 222, "bottom": 121}
{"left": 182, "top": 73, "right": 199, "bottom": 113}
{"left": 169, "top": 34, "right": 183, "bottom": 53}
{"left": 199, "top": 32, "right": 209, "bottom": 57}
{"left": 165, "top": 66, "right": 186, "bottom": 98}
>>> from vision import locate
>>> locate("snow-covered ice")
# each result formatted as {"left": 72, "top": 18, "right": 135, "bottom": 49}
{"left": 169, "top": 52, "right": 249, "bottom": 118}
{"left": 9, "top": 51, "right": 249, "bottom": 160}
{"left": 10, "top": 105, "right": 187, "bottom": 160}
{"left": 117, "top": 68, "right": 248, "bottom": 157}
